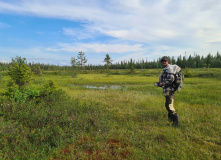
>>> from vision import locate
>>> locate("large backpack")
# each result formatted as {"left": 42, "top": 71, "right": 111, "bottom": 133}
{"left": 173, "top": 71, "right": 184, "bottom": 92}
{"left": 166, "top": 65, "right": 184, "bottom": 92}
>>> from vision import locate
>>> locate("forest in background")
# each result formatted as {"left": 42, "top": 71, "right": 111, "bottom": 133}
{"left": 0, "top": 52, "right": 221, "bottom": 71}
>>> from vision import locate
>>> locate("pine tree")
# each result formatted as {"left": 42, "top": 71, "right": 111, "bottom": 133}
{"left": 76, "top": 51, "right": 87, "bottom": 70}
{"left": 103, "top": 53, "right": 112, "bottom": 71}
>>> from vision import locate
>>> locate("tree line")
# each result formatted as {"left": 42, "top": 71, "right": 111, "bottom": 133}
{"left": 0, "top": 52, "right": 220, "bottom": 72}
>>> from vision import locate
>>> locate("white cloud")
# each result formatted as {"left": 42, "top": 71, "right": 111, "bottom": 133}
{"left": 0, "top": 46, "right": 71, "bottom": 65}
{"left": 1, "top": 1, "right": 220, "bottom": 40}
{"left": 0, "top": 60, "right": 7, "bottom": 63}
{"left": 46, "top": 42, "right": 145, "bottom": 54}
{"left": 102, "top": 30, "right": 128, "bottom": 38}
{"left": 206, "top": 39, "right": 221, "bottom": 44}
{"left": 0, "top": 0, "right": 221, "bottom": 64}
{"left": 63, "top": 28, "right": 95, "bottom": 40}
{"left": 114, "top": 52, "right": 148, "bottom": 63}
{"left": 83, "top": 43, "right": 144, "bottom": 53}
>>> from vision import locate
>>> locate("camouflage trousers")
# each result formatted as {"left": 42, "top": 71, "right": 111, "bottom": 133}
{"left": 165, "top": 91, "right": 176, "bottom": 115}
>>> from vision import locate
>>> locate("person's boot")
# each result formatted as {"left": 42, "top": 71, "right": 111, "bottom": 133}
{"left": 172, "top": 114, "right": 179, "bottom": 127}
{"left": 168, "top": 113, "right": 173, "bottom": 122}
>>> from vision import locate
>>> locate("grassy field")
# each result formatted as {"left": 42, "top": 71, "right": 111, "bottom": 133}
{"left": 0, "top": 68, "right": 221, "bottom": 159}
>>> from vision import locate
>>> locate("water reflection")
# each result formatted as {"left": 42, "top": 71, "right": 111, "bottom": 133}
{"left": 68, "top": 84, "right": 126, "bottom": 90}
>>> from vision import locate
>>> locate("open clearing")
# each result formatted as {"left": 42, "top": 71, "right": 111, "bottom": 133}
{"left": 1, "top": 69, "right": 221, "bottom": 159}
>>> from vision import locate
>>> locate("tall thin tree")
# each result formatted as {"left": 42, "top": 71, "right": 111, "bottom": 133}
{"left": 77, "top": 51, "right": 87, "bottom": 70}
{"left": 103, "top": 53, "right": 113, "bottom": 71}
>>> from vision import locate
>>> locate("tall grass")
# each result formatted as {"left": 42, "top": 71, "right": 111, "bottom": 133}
{"left": 0, "top": 69, "right": 220, "bottom": 159}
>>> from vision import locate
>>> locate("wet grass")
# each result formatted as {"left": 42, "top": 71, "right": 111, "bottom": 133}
{"left": 0, "top": 69, "right": 221, "bottom": 159}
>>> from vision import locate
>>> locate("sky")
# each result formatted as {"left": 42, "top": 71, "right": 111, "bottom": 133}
{"left": 0, "top": 0, "right": 220, "bottom": 65}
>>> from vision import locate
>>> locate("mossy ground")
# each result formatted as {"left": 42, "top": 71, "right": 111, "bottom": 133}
{"left": 0, "top": 69, "right": 220, "bottom": 159}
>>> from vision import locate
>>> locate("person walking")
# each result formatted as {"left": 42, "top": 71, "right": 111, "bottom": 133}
{"left": 155, "top": 56, "right": 181, "bottom": 126}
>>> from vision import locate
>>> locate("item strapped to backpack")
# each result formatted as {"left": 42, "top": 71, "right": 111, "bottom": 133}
{"left": 166, "top": 65, "right": 184, "bottom": 92}
{"left": 173, "top": 71, "right": 184, "bottom": 92}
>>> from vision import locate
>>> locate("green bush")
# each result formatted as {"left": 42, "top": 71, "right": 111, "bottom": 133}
{"left": 4, "top": 81, "right": 41, "bottom": 103}
{"left": 32, "top": 66, "right": 43, "bottom": 75}
{"left": 197, "top": 72, "right": 221, "bottom": 78}
{"left": 8, "top": 63, "right": 33, "bottom": 88}
{"left": 184, "top": 72, "right": 193, "bottom": 77}
{"left": 183, "top": 68, "right": 193, "bottom": 77}
{"left": 41, "top": 80, "right": 57, "bottom": 96}
{"left": 0, "top": 72, "right": 2, "bottom": 82}
{"left": 4, "top": 79, "right": 57, "bottom": 103}
{"left": 71, "top": 71, "right": 78, "bottom": 78}
{"left": 0, "top": 89, "right": 109, "bottom": 159}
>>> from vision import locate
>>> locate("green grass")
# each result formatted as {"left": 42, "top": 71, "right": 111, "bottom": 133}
{"left": 0, "top": 69, "right": 221, "bottom": 159}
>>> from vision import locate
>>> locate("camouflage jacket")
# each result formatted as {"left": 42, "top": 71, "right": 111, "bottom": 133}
{"left": 159, "top": 64, "right": 175, "bottom": 94}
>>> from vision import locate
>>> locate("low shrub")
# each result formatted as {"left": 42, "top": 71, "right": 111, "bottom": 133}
{"left": 184, "top": 72, "right": 193, "bottom": 77}
{"left": 0, "top": 89, "right": 108, "bottom": 159}
{"left": 41, "top": 80, "right": 57, "bottom": 96}
{"left": 3, "top": 80, "right": 58, "bottom": 103}
{"left": 197, "top": 72, "right": 221, "bottom": 78}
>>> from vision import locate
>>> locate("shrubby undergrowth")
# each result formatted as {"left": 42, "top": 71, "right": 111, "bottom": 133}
{"left": 4, "top": 79, "right": 58, "bottom": 103}
{"left": 0, "top": 58, "right": 220, "bottom": 159}
{"left": 0, "top": 89, "right": 113, "bottom": 159}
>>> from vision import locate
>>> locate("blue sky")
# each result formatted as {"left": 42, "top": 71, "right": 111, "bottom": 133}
{"left": 0, "top": 0, "right": 220, "bottom": 65}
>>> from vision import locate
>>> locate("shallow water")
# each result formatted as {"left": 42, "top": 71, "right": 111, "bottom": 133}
{"left": 67, "top": 84, "right": 126, "bottom": 90}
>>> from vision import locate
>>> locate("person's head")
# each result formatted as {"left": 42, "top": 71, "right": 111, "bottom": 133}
{"left": 160, "top": 56, "right": 170, "bottom": 67}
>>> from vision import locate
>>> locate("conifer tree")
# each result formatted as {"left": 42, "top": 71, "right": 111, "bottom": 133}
{"left": 129, "top": 58, "right": 135, "bottom": 73}
{"left": 103, "top": 53, "right": 112, "bottom": 71}
{"left": 8, "top": 56, "right": 33, "bottom": 89}
{"left": 71, "top": 57, "right": 77, "bottom": 70}
{"left": 77, "top": 51, "right": 87, "bottom": 70}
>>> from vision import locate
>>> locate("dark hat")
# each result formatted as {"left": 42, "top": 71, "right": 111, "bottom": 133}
{"left": 160, "top": 56, "right": 170, "bottom": 62}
